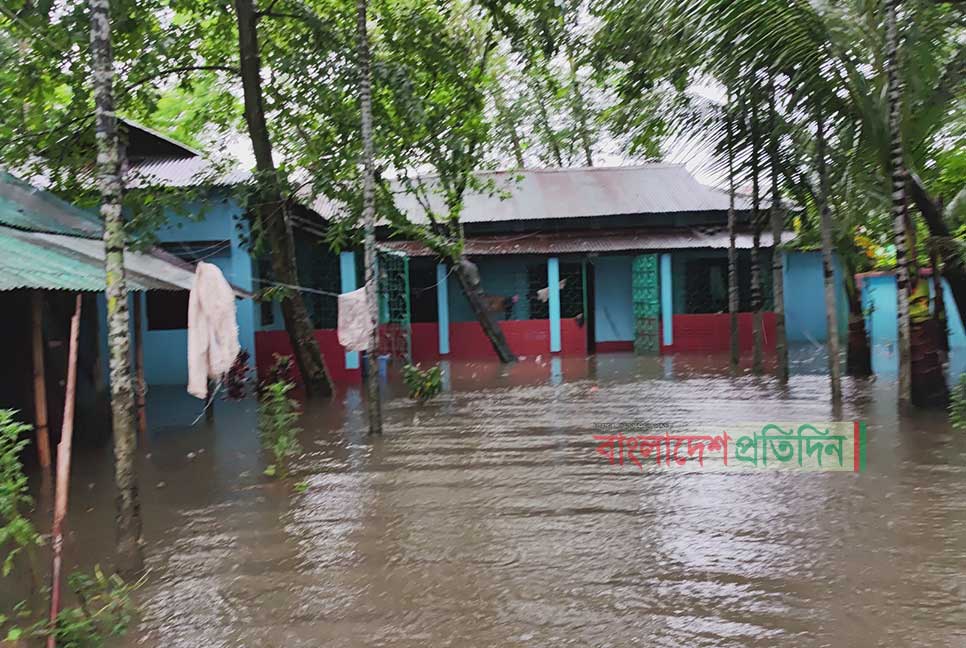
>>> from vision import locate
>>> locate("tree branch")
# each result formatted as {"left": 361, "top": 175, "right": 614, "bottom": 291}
{"left": 256, "top": 0, "right": 284, "bottom": 17}
{"left": 122, "top": 65, "right": 239, "bottom": 93}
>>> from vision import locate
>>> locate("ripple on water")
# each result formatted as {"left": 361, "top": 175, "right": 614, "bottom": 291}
{"left": 66, "top": 353, "right": 966, "bottom": 647}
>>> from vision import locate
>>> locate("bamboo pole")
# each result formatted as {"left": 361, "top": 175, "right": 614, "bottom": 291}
{"left": 132, "top": 295, "right": 147, "bottom": 442}
{"left": 31, "top": 291, "right": 52, "bottom": 469}
{"left": 47, "top": 294, "right": 82, "bottom": 648}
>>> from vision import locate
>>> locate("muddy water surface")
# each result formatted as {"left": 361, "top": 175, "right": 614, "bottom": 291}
{"left": 27, "top": 351, "right": 966, "bottom": 647}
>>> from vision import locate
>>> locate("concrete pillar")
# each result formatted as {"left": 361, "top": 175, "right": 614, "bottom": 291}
{"left": 660, "top": 253, "right": 673, "bottom": 347}
{"left": 340, "top": 251, "right": 359, "bottom": 369}
{"left": 548, "top": 257, "right": 561, "bottom": 353}
{"left": 437, "top": 263, "right": 450, "bottom": 355}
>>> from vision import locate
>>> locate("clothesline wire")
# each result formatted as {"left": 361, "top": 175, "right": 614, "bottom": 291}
{"left": 412, "top": 264, "right": 455, "bottom": 295}
{"left": 172, "top": 240, "right": 233, "bottom": 262}
{"left": 250, "top": 276, "right": 360, "bottom": 298}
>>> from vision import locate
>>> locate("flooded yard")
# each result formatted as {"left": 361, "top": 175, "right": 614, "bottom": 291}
{"left": 22, "top": 350, "right": 966, "bottom": 647}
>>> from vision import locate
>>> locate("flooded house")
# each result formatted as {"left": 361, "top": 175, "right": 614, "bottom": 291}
{"left": 0, "top": 171, "right": 208, "bottom": 463}
{"left": 306, "top": 165, "right": 847, "bottom": 373}
{"left": 111, "top": 125, "right": 846, "bottom": 388}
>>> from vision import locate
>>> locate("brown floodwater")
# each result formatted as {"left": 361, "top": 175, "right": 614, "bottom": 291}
{"left": 13, "top": 350, "right": 966, "bottom": 647}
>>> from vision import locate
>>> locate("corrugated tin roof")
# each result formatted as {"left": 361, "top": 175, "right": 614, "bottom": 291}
{"left": 0, "top": 172, "right": 102, "bottom": 237}
{"left": 0, "top": 225, "right": 199, "bottom": 292}
{"left": 0, "top": 176, "right": 251, "bottom": 295}
{"left": 379, "top": 227, "right": 796, "bottom": 257}
{"left": 311, "top": 164, "right": 757, "bottom": 224}
{"left": 127, "top": 157, "right": 251, "bottom": 188}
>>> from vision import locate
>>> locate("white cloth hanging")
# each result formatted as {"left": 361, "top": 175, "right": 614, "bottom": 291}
{"left": 338, "top": 287, "right": 374, "bottom": 353}
{"left": 187, "top": 261, "right": 240, "bottom": 399}
{"left": 536, "top": 278, "right": 567, "bottom": 303}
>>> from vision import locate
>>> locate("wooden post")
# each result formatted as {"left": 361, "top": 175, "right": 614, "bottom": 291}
{"left": 206, "top": 380, "right": 215, "bottom": 422}
{"left": 31, "top": 291, "right": 52, "bottom": 470}
{"left": 47, "top": 294, "right": 82, "bottom": 647}
{"left": 132, "top": 294, "right": 148, "bottom": 442}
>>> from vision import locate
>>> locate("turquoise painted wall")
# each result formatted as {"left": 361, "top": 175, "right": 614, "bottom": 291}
{"left": 593, "top": 256, "right": 633, "bottom": 342}
{"left": 138, "top": 194, "right": 256, "bottom": 386}
{"left": 447, "top": 257, "right": 531, "bottom": 322}
{"left": 862, "top": 274, "right": 966, "bottom": 348}
{"left": 783, "top": 251, "right": 848, "bottom": 344}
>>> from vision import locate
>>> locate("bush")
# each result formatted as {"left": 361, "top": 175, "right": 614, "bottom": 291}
{"left": 0, "top": 410, "right": 40, "bottom": 578}
{"left": 402, "top": 364, "right": 442, "bottom": 403}
{"left": 258, "top": 380, "right": 302, "bottom": 478}
{"left": 3, "top": 567, "right": 140, "bottom": 647}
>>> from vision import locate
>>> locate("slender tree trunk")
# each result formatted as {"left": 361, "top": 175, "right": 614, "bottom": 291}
{"left": 910, "top": 175, "right": 966, "bottom": 329}
{"left": 494, "top": 85, "right": 525, "bottom": 168}
{"left": 535, "top": 81, "right": 564, "bottom": 167}
{"left": 233, "top": 0, "right": 332, "bottom": 399}
{"left": 768, "top": 89, "right": 789, "bottom": 383}
{"left": 88, "top": 0, "right": 143, "bottom": 575}
{"left": 844, "top": 258, "right": 873, "bottom": 377}
{"left": 885, "top": 0, "right": 912, "bottom": 408}
{"left": 47, "top": 295, "right": 81, "bottom": 648}
{"left": 356, "top": 0, "right": 382, "bottom": 434}
{"left": 750, "top": 104, "right": 764, "bottom": 374}
{"left": 931, "top": 248, "right": 948, "bottom": 355}
{"left": 452, "top": 258, "right": 516, "bottom": 363}
{"left": 816, "top": 112, "right": 842, "bottom": 407}
{"left": 726, "top": 96, "right": 739, "bottom": 372}
{"left": 567, "top": 50, "right": 594, "bottom": 167}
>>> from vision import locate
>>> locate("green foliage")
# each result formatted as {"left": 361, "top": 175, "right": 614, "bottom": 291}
{"left": 0, "top": 410, "right": 40, "bottom": 578}
{"left": 1, "top": 567, "right": 139, "bottom": 647}
{"left": 258, "top": 380, "right": 302, "bottom": 478}
{"left": 402, "top": 363, "right": 443, "bottom": 403}
{"left": 949, "top": 374, "right": 966, "bottom": 431}
{"left": 50, "top": 567, "right": 139, "bottom": 648}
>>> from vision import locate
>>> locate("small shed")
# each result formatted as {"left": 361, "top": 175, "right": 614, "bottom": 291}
{"left": 0, "top": 172, "right": 202, "bottom": 466}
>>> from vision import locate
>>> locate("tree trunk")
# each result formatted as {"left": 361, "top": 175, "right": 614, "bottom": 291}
{"left": 494, "top": 85, "right": 525, "bottom": 168}
{"left": 931, "top": 248, "right": 949, "bottom": 354}
{"left": 535, "top": 81, "right": 563, "bottom": 167}
{"left": 726, "top": 96, "right": 739, "bottom": 372}
{"left": 233, "top": 0, "right": 332, "bottom": 399}
{"left": 88, "top": 0, "right": 143, "bottom": 576}
{"left": 843, "top": 256, "right": 873, "bottom": 377}
{"left": 452, "top": 257, "right": 516, "bottom": 363}
{"left": 816, "top": 113, "right": 842, "bottom": 407}
{"left": 750, "top": 103, "right": 764, "bottom": 374}
{"left": 910, "top": 175, "right": 966, "bottom": 329}
{"left": 885, "top": 0, "right": 912, "bottom": 408}
{"left": 356, "top": 0, "right": 383, "bottom": 434}
{"left": 768, "top": 89, "right": 789, "bottom": 384}
{"left": 567, "top": 50, "right": 594, "bottom": 167}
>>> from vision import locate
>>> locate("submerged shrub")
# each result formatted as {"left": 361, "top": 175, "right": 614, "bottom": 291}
{"left": 3, "top": 566, "right": 140, "bottom": 647}
{"left": 950, "top": 374, "right": 966, "bottom": 430}
{"left": 0, "top": 409, "right": 40, "bottom": 578}
{"left": 258, "top": 380, "right": 302, "bottom": 478}
{"left": 50, "top": 567, "right": 139, "bottom": 647}
{"left": 402, "top": 364, "right": 443, "bottom": 403}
